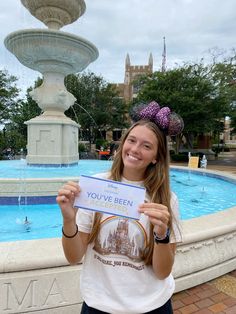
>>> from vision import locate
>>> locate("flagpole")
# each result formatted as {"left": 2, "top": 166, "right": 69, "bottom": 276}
{"left": 161, "top": 36, "right": 166, "bottom": 72}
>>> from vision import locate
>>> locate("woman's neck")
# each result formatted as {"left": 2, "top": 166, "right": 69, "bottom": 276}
{"left": 122, "top": 169, "right": 144, "bottom": 182}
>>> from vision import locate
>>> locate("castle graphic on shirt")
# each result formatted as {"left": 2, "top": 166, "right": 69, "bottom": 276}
{"left": 93, "top": 217, "right": 147, "bottom": 262}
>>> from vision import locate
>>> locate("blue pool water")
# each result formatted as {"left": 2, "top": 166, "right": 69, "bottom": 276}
{"left": 0, "top": 159, "right": 112, "bottom": 178}
{"left": 0, "top": 160, "right": 236, "bottom": 242}
{"left": 171, "top": 170, "right": 236, "bottom": 217}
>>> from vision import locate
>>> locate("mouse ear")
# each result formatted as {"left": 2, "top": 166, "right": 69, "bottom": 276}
{"left": 168, "top": 112, "right": 184, "bottom": 136}
{"left": 139, "top": 101, "right": 160, "bottom": 120}
{"left": 154, "top": 107, "right": 171, "bottom": 129}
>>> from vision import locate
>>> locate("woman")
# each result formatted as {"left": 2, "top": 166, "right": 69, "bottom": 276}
{"left": 57, "top": 101, "right": 184, "bottom": 313}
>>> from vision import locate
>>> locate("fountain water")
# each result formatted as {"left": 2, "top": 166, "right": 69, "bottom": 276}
{"left": 4, "top": 0, "right": 98, "bottom": 166}
{"left": 200, "top": 154, "right": 207, "bottom": 193}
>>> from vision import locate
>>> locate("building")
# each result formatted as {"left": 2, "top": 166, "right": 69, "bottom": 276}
{"left": 113, "top": 53, "right": 153, "bottom": 103}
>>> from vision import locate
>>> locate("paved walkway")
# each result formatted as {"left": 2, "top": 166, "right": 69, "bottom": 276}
{"left": 173, "top": 271, "right": 236, "bottom": 313}
{"left": 171, "top": 150, "right": 236, "bottom": 313}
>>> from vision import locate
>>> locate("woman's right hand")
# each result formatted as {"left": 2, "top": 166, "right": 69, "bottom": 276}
{"left": 56, "top": 181, "right": 81, "bottom": 223}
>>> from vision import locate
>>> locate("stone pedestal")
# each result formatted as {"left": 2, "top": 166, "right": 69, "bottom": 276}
{"left": 25, "top": 114, "right": 79, "bottom": 165}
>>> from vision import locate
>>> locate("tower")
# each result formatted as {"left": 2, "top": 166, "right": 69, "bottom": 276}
{"left": 123, "top": 53, "right": 153, "bottom": 102}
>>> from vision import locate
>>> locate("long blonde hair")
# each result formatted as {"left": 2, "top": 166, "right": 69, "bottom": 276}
{"left": 89, "top": 120, "right": 173, "bottom": 264}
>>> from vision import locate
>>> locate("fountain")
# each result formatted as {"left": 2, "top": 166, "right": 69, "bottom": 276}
{"left": 4, "top": 0, "right": 98, "bottom": 166}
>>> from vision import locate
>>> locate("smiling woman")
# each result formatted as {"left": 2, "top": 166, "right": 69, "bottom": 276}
{"left": 56, "top": 100, "right": 184, "bottom": 313}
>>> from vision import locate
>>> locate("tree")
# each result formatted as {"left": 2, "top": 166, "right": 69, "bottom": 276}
{"left": 0, "top": 69, "right": 20, "bottom": 124}
{"left": 65, "top": 72, "right": 128, "bottom": 144}
{"left": 209, "top": 51, "right": 236, "bottom": 143}
{"left": 7, "top": 78, "right": 42, "bottom": 152}
{"left": 135, "top": 64, "right": 217, "bottom": 151}
{"left": 134, "top": 53, "right": 236, "bottom": 152}
{"left": 0, "top": 69, "right": 22, "bottom": 154}
{"left": 231, "top": 104, "right": 236, "bottom": 135}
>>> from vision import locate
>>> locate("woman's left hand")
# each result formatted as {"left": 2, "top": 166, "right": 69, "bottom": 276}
{"left": 138, "top": 202, "right": 170, "bottom": 238}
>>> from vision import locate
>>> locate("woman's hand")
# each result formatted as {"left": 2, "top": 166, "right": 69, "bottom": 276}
{"left": 57, "top": 181, "right": 89, "bottom": 265}
{"left": 138, "top": 202, "right": 170, "bottom": 238}
{"left": 56, "top": 181, "right": 81, "bottom": 223}
{"left": 139, "top": 202, "right": 174, "bottom": 279}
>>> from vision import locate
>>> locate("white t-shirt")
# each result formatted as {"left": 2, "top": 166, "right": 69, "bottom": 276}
{"left": 77, "top": 172, "right": 181, "bottom": 314}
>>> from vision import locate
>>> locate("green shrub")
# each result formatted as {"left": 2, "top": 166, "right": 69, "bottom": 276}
{"left": 78, "top": 143, "right": 87, "bottom": 152}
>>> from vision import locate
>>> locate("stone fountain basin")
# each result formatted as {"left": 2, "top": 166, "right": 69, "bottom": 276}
{"left": 21, "top": 0, "right": 86, "bottom": 29}
{"left": 0, "top": 207, "right": 236, "bottom": 313}
{"left": 0, "top": 168, "right": 236, "bottom": 312}
{"left": 4, "top": 29, "right": 99, "bottom": 75}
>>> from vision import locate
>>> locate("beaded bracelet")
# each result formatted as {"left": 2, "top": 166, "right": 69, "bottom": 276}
{"left": 62, "top": 224, "right": 78, "bottom": 238}
{"left": 153, "top": 228, "right": 170, "bottom": 244}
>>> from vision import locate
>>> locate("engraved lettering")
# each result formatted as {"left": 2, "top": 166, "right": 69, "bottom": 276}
{"left": 43, "top": 278, "right": 67, "bottom": 306}
{"left": 3, "top": 280, "right": 38, "bottom": 310}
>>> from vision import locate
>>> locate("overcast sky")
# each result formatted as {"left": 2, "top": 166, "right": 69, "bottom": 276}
{"left": 1, "top": 0, "right": 236, "bottom": 94}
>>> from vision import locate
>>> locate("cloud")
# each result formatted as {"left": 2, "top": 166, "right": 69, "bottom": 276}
{"left": 0, "top": 0, "right": 235, "bottom": 93}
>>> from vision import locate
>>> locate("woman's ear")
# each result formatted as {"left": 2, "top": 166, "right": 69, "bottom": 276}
{"left": 152, "top": 160, "right": 157, "bottom": 165}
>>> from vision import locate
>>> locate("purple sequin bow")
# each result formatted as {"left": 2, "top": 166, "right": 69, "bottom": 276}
{"left": 130, "top": 101, "right": 184, "bottom": 136}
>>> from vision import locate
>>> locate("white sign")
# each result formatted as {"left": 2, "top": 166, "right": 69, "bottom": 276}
{"left": 74, "top": 175, "right": 146, "bottom": 220}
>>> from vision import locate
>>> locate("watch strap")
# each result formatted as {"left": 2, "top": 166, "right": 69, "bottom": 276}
{"left": 153, "top": 228, "right": 170, "bottom": 244}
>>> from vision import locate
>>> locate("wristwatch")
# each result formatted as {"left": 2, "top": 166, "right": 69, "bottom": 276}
{"left": 153, "top": 228, "right": 170, "bottom": 244}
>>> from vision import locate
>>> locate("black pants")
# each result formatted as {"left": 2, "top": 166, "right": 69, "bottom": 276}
{"left": 80, "top": 298, "right": 173, "bottom": 314}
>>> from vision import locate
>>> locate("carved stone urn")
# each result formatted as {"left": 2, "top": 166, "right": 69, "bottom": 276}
{"left": 4, "top": 0, "right": 98, "bottom": 165}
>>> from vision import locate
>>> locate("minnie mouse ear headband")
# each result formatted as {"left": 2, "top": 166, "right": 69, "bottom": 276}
{"left": 130, "top": 101, "right": 184, "bottom": 136}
